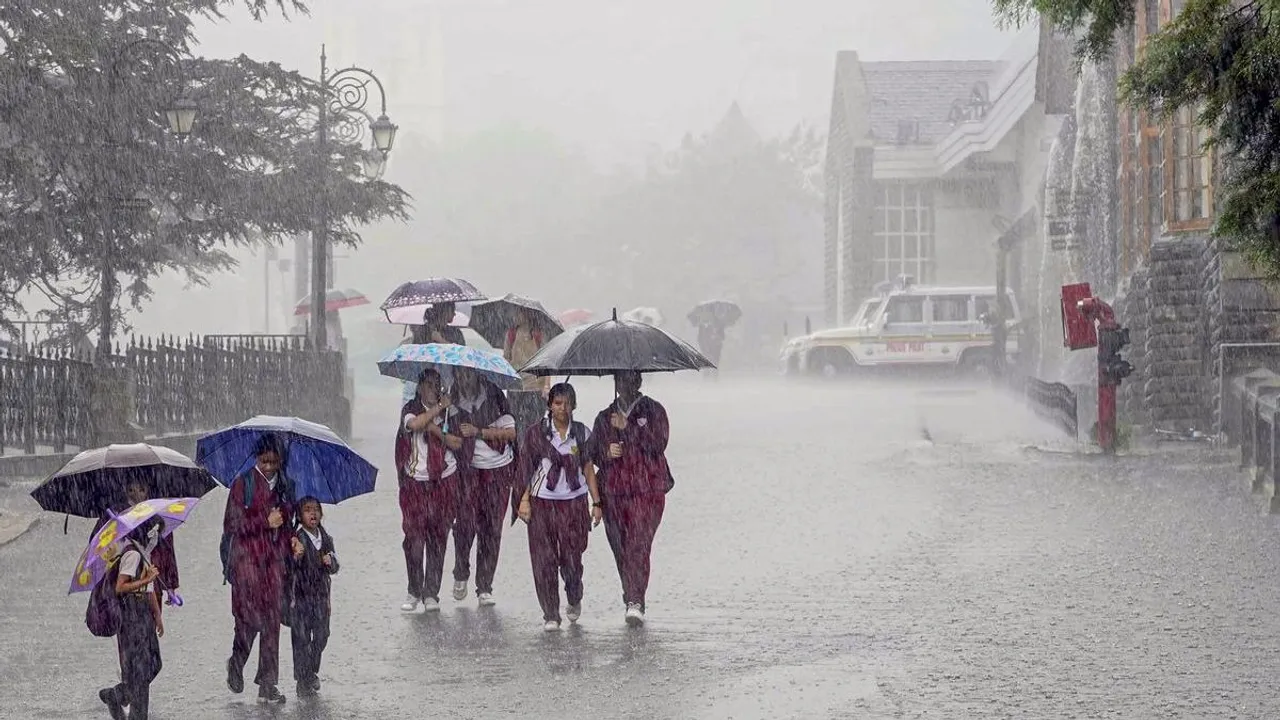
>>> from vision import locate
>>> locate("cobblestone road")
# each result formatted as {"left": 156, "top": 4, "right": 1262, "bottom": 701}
{"left": 0, "top": 374, "right": 1275, "bottom": 719}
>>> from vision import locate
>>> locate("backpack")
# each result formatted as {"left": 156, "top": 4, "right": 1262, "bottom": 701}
{"left": 85, "top": 557, "right": 122, "bottom": 637}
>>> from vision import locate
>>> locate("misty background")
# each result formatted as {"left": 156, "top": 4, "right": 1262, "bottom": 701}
{"left": 125, "top": 0, "right": 1012, "bottom": 367}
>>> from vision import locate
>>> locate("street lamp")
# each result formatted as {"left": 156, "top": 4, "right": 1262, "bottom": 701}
{"left": 96, "top": 39, "right": 196, "bottom": 357}
{"left": 309, "top": 45, "right": 397, "bottom": 351}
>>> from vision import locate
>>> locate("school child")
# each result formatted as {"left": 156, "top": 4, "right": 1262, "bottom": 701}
{"left": 517, "top": 383, "right": 603, "bottom": 631}
{"left": 287, "top": 496, "right": 340, "bottom": 698}
{"left": 99, "top": 518, "right": 164, "bottom": 720}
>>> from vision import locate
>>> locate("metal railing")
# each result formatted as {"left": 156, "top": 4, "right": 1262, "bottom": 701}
{"left": 0, "top": 334, "right": 347, "bottom": 456}
{"left": 1009, "top": 372, "right": 1079, "bottom": 439}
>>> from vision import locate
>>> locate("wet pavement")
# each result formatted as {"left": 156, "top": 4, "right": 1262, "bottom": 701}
{"left": 2, "top": 374, "right": 1278, "bottom": 719}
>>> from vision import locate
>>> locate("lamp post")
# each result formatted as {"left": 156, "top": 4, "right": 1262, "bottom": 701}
{"left": 310, "top": 45, "right": 398, "bottom": 351}
{"left": 98, "top": 38, "right": 197, "bottom": 357}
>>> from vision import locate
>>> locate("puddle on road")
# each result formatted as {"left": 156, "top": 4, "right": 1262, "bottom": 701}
{"left": 695, "top": 657, "right": 898, "bottom": 719}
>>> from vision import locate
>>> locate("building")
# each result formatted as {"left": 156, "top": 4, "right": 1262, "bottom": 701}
{"left": 822, "top": 21, "right": 1073, "bottom": 327}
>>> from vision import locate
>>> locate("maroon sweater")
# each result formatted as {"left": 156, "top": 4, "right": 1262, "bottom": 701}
{"left": 589, "top": 395, "right": 670, "bottom": 497}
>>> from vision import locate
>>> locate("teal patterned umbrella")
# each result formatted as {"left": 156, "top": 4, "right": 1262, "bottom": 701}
{"left": 378, "top": 343, "right": 522, "bottom": 390}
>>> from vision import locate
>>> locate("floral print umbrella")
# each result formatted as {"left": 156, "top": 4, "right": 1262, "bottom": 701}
{"left": 69, "top": 496, "right": 202, "bottom": 594}
{"left": 378, "top": 343, "right": 522, "bottom": 390}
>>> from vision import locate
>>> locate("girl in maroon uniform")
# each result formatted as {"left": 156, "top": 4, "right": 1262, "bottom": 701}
{"left": 396, "top": 368, "right": 463, "bottom": 612}
{"left": 223, "top": 438, "right": 294, "bottom": 704}
{"left": 589, "top": 371, "right": 670, "bottom": 627}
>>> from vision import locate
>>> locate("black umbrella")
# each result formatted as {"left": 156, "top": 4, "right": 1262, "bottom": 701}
{"left": 468, "top": 294, "right": 564, "bottom": 348}
{"left": 688, "top": 299, "right": 742, "bottom": 327}
{"left": 31, "top": 443, "right": 218, "bottom": 519}
{"left": 519, "top": 309, "right": 715, "bottom": 376}
{"left": 380, "top": 278, "right": 486, "bottom": 322}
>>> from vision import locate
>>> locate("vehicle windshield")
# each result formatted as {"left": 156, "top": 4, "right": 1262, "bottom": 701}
{"left": 849, "top": 299, "right": 876, "bottom": 328}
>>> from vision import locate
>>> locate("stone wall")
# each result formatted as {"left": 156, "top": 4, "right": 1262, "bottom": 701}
{"left": 1115, "top": 265, "right": 1149, "bottom": 427}
{"left": 1142, "top": 237, "right": 1210, "bottom": 432}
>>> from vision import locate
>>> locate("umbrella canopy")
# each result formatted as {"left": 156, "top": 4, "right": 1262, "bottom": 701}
{"left": 69, "top": 496, "right": 201, "bottom": 594}
{"left": 378, "top": 343, "right": 522, "bottom": 390}
{"left": 293, "top": 288, "right": 370, "bottom": 316}
{"left": 519, "top": 309, "right": 715, "bottom": 376}
{"left": 621, "top": 306, "right": 664, "bottom": 326}
{"left": 468, "top": 294, "right": 564, "bottom": 348}
{"left": 558, "top": 308, "right": 594, "bottom": 327}
{"left": 380, "top": 278, "right": 486, "bottom": 324}
{"left": 31, "top": 444, "right": 218, "bottom": 519}
{"left": 688, "top": 299, "right": 742, "bottom": 327}
{"left": 195, "top": 416, "right": 377, "bottom": 505}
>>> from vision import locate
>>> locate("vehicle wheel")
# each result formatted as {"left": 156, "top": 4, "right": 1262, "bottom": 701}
{"left": 958, "top": 349, "right": 993, "bottom": 378}
{"left": 806, "top": 347, "right": 856, "bottom": 378}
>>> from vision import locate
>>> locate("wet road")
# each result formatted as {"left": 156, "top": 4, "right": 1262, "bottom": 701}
{"left": 2, "top": 374, "right": 1278, "bottom": 719}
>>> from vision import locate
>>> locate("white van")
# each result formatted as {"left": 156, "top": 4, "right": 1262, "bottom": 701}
{"left": 782, "top": 277, "right": 1020, "bottom": 376}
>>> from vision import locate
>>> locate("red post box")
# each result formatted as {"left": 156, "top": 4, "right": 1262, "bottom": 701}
{"left": 1060, "top": 282, "right": 1098, "bottom": 350}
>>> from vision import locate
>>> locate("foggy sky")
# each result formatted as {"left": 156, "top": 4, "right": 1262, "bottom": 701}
{"left": 128, "top": 0, "right": 1013, "bottom": 339}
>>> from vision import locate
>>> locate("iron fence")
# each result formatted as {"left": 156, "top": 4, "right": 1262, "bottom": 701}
{"left": 0, "top": 334, "right": 347, "bottom": 456}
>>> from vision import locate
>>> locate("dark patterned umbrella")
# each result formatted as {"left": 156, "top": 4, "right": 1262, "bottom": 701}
{"left": 468, "top": 294, "right": 564, "bottom": 348}
{"left": 519, "top": 309, "right": 715, "bottom": 376}
{"left": 380, "top": 278, "right": 486, "bottom": 323}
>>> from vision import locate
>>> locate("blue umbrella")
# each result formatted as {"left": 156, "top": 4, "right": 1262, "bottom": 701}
{"left": 378, "top": 343, "right": 522, "bottom": 390}
{"left": 195, "top": 416, "right": 376, "bottom": 505}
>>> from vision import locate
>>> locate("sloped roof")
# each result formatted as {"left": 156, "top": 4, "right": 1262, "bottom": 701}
{"left": 858, "top": 60, "right": 997, "bottom": 144}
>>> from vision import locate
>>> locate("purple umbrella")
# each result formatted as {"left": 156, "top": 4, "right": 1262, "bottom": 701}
{"left": 69, "top": 496, "right": 202, "bottom": 599}
{"left": 380, "top": 278, "right": 486, "bottom": 323}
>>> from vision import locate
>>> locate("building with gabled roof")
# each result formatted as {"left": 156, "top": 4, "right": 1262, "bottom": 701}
{"left": 823, "top": 20, "right": 1073, "bottom": 326}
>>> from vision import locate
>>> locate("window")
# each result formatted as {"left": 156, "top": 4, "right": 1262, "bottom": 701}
{"left": 1118, "top": 0, "right": 1214, "bottom": 270}
{"left": 872, "top": 183, "right": 934, "bottom": 284}
{"left": 974, "top": 294, "right": 1013, "bottom": 321}
{"left": 885, "top": 296, "right": 925, "bottom": 324}
{"left": 1170, "top": 105, "right": 1212, "bottom": 226}
{"left": 930, "top": 295, "right": 970, "bottom": 323}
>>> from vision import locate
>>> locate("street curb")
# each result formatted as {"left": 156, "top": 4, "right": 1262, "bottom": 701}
{"left": 0, "top": 512, "right": 39, "bottom": 548}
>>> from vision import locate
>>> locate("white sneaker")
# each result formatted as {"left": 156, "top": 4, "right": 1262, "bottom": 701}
{"left": 566, "top": 604, "right": 581, "bottom": 623}
{"left": 624, "top": 603, "right": 644, "bottom": 627}
{"left": 422, "top": 597, "right": 441, "bottom": 612}
{"left": 400, "top": 595, "right": 420, "bottom": 612}
{"left": 452, "top": 581, "right": 467, "bottom": 601}
{"left": 543, "top": 620, "right": 561, "bottom": 632}
{"left": 477, "top": 592, "right": 495, "bottom": 607}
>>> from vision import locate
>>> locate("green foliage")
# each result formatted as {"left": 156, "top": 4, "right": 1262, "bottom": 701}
{"left": 994, "top": 0, "right": 1280, "bottom": 280}
{"left": 992, "top": 0, "right": 1137, "bottom": 61}
{"left": 0, "top": 0, "right": 409, "bottom": 347}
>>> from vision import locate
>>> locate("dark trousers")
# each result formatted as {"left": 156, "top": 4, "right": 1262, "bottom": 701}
{"left": 106, "top": 594, "right": 161, "bottom": 720}
{"left": 528, "top": 495, "right": 590, "bottom": 622}
{"left": 401, "top": 476, "right": 457, "bottom": 600}
{"left": 602, "top": 493, "right": 665, "bottom": 611}
{"left": 230, "top": 615, "right": 280, "bottom": 687}
{"left": 453, "top": 465, "right": 512, "bottom": 594}
{"left": 290, "top": 604, "right": 330, "bottom": 684}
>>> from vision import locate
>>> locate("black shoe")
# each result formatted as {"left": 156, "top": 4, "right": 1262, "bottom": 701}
{"left": 309, "top": 676, "right": 321, "bottom": 692}
{"left": 257, "top": 685, "right": 286, "bottom": 704}
{"left": 99, "top": 688, "right": 126, "bottom": 720}
{"left": 226, "top": 658, "right": 244, "bottom": 694}
{"left": 296, "top": 681, "right": 316, "bottom": 698}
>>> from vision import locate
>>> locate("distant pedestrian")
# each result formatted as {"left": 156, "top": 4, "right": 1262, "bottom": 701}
{"left": 517, "top": 383, "right": 603, "bottom": 631}
{"left": 396, "top": 368, "right": 462, "bottom": 612}
{"left": 223, "top": 437, "right": 294, "bottom": 704}
{"left": 589, "top": 371, "right": 671, "bottom": 627}
{"left": 99, "top": 518, "right": 164, "bottom": 720}
{"left": 504, "top": 307, "right": 550, "bottom": 432}
{"left": 696, "top": 321, "right": 726, "bottom": 370}
{"left": 286, "top": 497, "right": 339, "bottom": 698}
{"left": 450, "top": 367, "right": 518, "bottom": 606}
